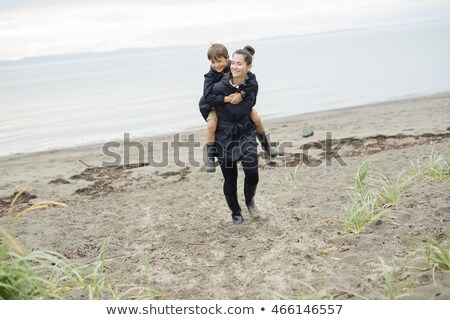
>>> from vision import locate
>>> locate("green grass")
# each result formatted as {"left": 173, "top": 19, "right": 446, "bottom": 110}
{"left": 427, "top": 151, "right": 450, "bottom": 179}
{"left": 343, "top": 161, "right": 410, "bottom": 234}
{"left": 425, "top": 237, "right": 450, "bottom": 269}
{"left": 409, "top": 149, "right": 450, "bottom": 181}
{"left": 373, "top": 172, "right": 410, "bottom": 207}
{"left": 292, "top": 280, "right": 337, "bottom": 300}
{"left": 380, "top": 258, "right": 396, "bottom": 300}
{"left": 343, "top": 192, "right": 385, "bottom": 234}
{"left": 409, "top": 158, "right": 426, "bottom": 180}
{"left": 0, "top": 228, "right": 81, "bottom": 299}
{"left": 354, "top": 161, "right": 370, "bottom": 190}
{"left": 278, "top": 164, "right": 301, "bottom": 189}
{"left": 379, "top": 258, "right": 409, "bottom": 300}
{"left": 0, "top": 230, "right": 159, "bottom": 300}
{"left": 0, "top": 192, "right": 160, "bottom": 300}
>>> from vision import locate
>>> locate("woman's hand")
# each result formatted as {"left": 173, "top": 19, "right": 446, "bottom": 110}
{"left": 225, "top": 93, "right": 243, "bottom": 105}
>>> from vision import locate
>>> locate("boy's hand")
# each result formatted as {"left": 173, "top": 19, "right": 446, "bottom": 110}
{"left": 228, "top": 93, "right": 243, "bottom": 105}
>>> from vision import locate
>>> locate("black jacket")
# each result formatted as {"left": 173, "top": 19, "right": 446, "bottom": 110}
{"left": 212, "top": 72, "right": 259, "bottom": 162}
{"left": 212, "top": 72, "right": 258, "bottom": 122}
{"left": 198, "top": 61, "right": 231, "bottom": 120}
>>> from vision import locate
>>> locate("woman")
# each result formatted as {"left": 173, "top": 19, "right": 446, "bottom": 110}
{"left": 212, "top": 46, "right": 259, "bottom": 224}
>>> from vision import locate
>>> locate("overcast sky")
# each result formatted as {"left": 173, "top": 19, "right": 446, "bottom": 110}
{"left": 1, "top": 0, "right": 449, "bottom": 60}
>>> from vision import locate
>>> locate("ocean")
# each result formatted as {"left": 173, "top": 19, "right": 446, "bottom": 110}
{"left": 1, "top": 22, "right": 450, "bottom": 156}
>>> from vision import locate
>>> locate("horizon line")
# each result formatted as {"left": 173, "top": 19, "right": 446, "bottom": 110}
{"left": 1, "top": 20, "right": 448, "bottom": 65}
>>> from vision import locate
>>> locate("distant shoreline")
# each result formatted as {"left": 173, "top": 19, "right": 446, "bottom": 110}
{"left": 2, "top": 91, "right": 449, "bottom": 161}
{"left": 2, "top": 20, "right": 449, "bottom": 65}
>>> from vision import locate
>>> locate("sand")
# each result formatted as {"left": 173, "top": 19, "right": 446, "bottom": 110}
{"left": 1, "top": 93, "right": 450, "bottom": 299}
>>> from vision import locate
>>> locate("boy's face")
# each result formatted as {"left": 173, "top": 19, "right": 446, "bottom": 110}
{"left": 210, "top": 56, "right": 229, "bottom": 73}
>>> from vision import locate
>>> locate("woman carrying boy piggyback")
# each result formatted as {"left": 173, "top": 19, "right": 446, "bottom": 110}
{"left": 199, "top": 43, "right": 278, "bottom": 173}
{"left": 199, "top": 44, "right": 275, "bottom": 224}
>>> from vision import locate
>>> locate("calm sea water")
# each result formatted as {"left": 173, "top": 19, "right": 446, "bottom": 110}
{"left": 1, "top": 22, "right": 450, "bottom": 156}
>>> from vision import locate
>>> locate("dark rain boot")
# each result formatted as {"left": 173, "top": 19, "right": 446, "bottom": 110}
{"left": 244, "top": 183, "right": 258, "bottom": 214}
{"left": 225, "top": 194, "right": 244, "bottom": 224}
{"left": 257, "top": 132, "right": 278, "bottom": 157}
{"left": 205, "top": 143, "right": 217, "bottom": 173}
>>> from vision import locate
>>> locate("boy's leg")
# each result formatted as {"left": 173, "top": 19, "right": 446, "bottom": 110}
{"left": 206, "top": 118, "right": 217, "bottom": 144}
{"left": 250, "top": 108, "right": 265, "bottom": 134}
{"left": 250, "top": 108, "right": 278, "bottom": 158}
{"left": 205, "top": 109, "right": 218, "bottom": 173}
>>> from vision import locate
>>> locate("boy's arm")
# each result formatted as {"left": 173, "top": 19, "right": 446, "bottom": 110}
{"left": 234, "top": 83, "right": 258, "bottom": 115}
{"left": 228, "top": 93, "right": 243, "bottom": 104}
{"left": 202, "top": 72, "right": 225, "bottom": 106}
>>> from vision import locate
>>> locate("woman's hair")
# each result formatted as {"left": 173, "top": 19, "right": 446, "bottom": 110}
{"left": 207, "top": 43, "right": 229, "bottom": 61}
{"left": 233, "top": 45, "right": 255, "bottom": 65}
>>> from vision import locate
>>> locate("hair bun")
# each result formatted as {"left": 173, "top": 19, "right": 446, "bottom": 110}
{"left": 243, "top": 45, "right": 255, "bottom": 56}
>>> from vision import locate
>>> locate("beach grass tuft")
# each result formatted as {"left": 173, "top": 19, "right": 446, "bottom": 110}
{"left": 379, "top": 258, "right": 409, "bottom": 300}
{"left": 373, "top": 172, "right": 410, "bottom": 207}
{"left": 425, "top": 236, "right": 450, "bottom": 270}
{"left": 427, "top": 150, "right": 450, "bottom": 179}
{"left": 409, "top": 149, "right": 450, "bottom": 181}
{"left": 343, "top": 191, "right": 385, "bottom": 234}
{"left": 354, "top": 161, "right": 370, "bottom": 190}
{"left": 0, "top": 191, "right": 159, "bottom": 300}
{"left": 292, "top": 279, "right": 337, "bottom": 300}
{"left": 278, "top": 164, "right": 302, "bottom": 189}
{"left": 424, "top": 236, "right": 450, "bottom": 285}
{"left": 343, "top": 160, "right": 413, "bottom": 234}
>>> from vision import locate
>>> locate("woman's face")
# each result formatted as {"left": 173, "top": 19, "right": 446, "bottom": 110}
{"left": 231, "top": 54, "right": 251, "bottom": 78}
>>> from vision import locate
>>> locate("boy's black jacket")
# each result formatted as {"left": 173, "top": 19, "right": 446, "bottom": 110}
{"left": 198, "top": 61, "right": 231, "bottom": 120}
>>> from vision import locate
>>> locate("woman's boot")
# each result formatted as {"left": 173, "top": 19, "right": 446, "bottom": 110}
{"left": 244, "top": 183, "right": 258, "bottom": 214}
{"left": 225, "top": 194, "right": 244, "bottom": 224}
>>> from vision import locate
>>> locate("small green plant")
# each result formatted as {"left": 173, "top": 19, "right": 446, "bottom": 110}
{"left": 354, "top": 161, "right": 370, "bottom": 190}
{"left": 292, "top": 280, "right": 337, "bottom": 300}
{"left": 0, "top": 190, "right": 159, "bottom": 300}
{"left": 425, "top": 236, "right": 450, "bottom": 271}
{"left": 380, "top": 258, "right": 395, "bottom": 300}
{"left": 379, "top": 258, "right": 408, "bottom": 300}
{"left": 278, "top": 164, "right": 301, "bottom": 189}
{"left": 427, "top": 151, "right": 450, "bottom": 179}
{"left": 343, "top": 192, "right": 385, "bottom": 234}
{"left": 409, "top": 159, "right": 426, "bottom": 181}
{"left": 0, "top": 227, "right": 81, "bottom": 299}
{"left": 409, "top": 149, "right": 450, "bottom": 181}
{"left": 424, "top": 236, "right": 450, "bottom": 285}
{"left": 373, "top": 172, "right": 409, "bottom": 207}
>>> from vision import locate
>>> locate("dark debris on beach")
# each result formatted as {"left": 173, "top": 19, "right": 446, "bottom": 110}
{"left": 0, "top": 191, "right": 38, "bottom": 216}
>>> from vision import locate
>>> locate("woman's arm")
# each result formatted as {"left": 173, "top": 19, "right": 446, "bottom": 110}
{"left": 243, "top": 72, "right": 258, "bottom": 107}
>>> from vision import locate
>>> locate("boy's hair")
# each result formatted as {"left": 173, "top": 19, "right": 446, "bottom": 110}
{"left": 233, "top": 45, "right": 255, "bottom": 65}
{"left": 207, "top": 43, "right": 228, "bottom": 61}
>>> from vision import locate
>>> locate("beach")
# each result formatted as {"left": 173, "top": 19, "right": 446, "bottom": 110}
{"left": 1, "top": 93, "right": 449, "bottom": 299}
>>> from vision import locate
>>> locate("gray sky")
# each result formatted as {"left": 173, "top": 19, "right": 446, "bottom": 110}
{"left": 1, "top": 0, "right": 449, "bottom": 60}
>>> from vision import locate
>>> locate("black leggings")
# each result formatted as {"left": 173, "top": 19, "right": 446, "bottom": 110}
{"left": 219, "top": 153, "right": 259, "bottom": 196}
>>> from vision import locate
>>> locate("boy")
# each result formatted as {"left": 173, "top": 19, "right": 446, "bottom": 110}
{"left": 199, "top": 43, "right": 278, "bottom": 173}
